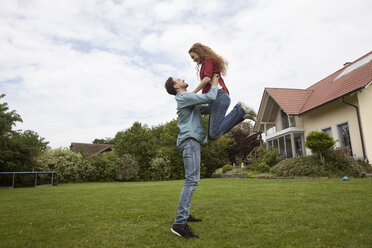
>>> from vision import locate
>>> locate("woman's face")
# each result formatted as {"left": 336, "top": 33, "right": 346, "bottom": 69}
{"left": 189, "top": 51, "right": 201, "bottom": 64}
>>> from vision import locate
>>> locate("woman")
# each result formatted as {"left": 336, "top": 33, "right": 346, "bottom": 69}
{"left": 188, "top": 42, "right": 256, "bottom": 140}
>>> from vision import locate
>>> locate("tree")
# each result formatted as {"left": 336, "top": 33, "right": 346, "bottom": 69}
{"left": 227, "top": 121, "right": 260, "bottom": 164}
{"left": 114, "top": 122, "right": 158, "bottom": 180}
{"left": 0, "top": 94, "right": 22, "bottom": 136}
{"left": 115, "top": 154, "right": 139, "bottom": 181}
{"left": 0, "top": 94, "right": 48, "bottom": 171}
{"left": 305, "top": 131, "right": 336, "bottom": 165}
{"left": 92, "top": 137, "right": 114, "bottom": 144}
{"left": 150, "top": 157, "right": 171, "bottom": 181}
{"left": 155, "top": 119, "right": 184, "bottom": 179}
{"left": 200, "top": 117, "right": 235, "bottom": 177}
{"left": 201, "top": 135, "right": 234, "bottom": 177}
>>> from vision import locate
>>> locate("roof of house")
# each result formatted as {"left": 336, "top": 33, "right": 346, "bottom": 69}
{"left": 70, "top": 143, "right": 113, "bottom": 158}
{"left": 264, "top": 51, "right": 372, "bottom": 115}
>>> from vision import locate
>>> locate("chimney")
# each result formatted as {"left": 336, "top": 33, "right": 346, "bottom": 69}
{"left": 343, "top": 62, "right": 352, "bottom": 67}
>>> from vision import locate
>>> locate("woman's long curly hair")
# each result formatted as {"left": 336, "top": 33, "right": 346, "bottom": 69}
{"left": 188, "top": 42, "right": 228, "bottom": 76}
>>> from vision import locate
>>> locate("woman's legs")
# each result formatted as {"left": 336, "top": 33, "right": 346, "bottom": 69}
{"left": 208, "top": 90, "right": 246, "bottom": 140}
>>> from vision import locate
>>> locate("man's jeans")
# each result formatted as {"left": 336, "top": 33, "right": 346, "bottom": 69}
{"left": 174, "top": 138, "right": 201, "bottom": 225}
{"left": 201, "top": 90, "right": 246, "bottom": 140}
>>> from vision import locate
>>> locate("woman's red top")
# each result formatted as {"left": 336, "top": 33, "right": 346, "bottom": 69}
{"left": 200, "top": 57, "right": 230, "bottom": 95}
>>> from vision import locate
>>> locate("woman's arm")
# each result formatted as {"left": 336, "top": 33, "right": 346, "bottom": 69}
{"left": 192, "top": 76, "right": 211, "bottom": 93}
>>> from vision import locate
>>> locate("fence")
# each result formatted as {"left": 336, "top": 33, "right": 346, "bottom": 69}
{"left": 0, "top": 171, "right": 57, "bottom": 188}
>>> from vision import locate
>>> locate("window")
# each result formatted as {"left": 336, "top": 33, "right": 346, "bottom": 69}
{"left": 337, "top": 123, "right": 352, "bottom": 156}
{"left": 281, "top": 110, "right": 289, "bottom": 129}
{"left": 322, "top": 127, "right": 332, "bottom": 137}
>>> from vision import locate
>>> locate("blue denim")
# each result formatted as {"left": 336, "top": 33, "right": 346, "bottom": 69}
{"left": 207, "top": 90, "right": 246, "bottom": 140}
{"left": 174, "top": 138, "right": 201, "bottom": 225}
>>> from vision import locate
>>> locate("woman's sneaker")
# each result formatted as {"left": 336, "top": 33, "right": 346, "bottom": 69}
{"left": 171, "top": 223, "right": 199, "bottom": 238}
{"left": 238, "top": 101, "right": 257, "bottom": 121}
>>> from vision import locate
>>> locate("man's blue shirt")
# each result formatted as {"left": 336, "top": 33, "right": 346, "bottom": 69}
{"left": 175, "top": 86, "right": 218, "bottom": 146}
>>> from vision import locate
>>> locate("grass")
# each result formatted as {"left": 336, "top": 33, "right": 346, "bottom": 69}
{"left": 1, "top": 178, "right": 372, "bottom": 247}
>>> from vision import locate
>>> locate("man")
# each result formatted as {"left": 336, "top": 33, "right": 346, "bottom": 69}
{"left": 164, "top": 74, "right": 220, "bottom": 238}
{"left": 165, "top": 74, "right": 254, "bottom": 238}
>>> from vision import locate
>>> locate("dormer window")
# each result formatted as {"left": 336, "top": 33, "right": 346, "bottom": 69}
{"left": 334, "top": 53, "right": 372, "bottom": 81}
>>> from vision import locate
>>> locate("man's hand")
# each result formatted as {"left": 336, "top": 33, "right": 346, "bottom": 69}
{"left": 211, "top": 74, "right": 220, "bottom": 87}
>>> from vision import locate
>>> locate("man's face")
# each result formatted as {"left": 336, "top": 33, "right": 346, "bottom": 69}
{"left": 174, "top": 78, "right": 188, "bottom": 89}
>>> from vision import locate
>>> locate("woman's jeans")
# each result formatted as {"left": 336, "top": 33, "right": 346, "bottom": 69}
{"left": 174, "top": 138, "right": 201, "bottom": 225}
{"left": 202, "top": 89, "right": 246, "bottom": 140}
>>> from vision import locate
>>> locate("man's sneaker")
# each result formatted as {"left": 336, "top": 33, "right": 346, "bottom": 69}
{"left": 187, "top": 215, "right": 202, "bottom": 222}
{"left": 238, "top": 101, "right": 257, "bottom": 121}
{"left": 171, "top": 223, "right": 199, "bottom": 238}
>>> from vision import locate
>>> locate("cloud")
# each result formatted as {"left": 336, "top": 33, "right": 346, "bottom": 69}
{"left": 1, "top": 0, "right": 371, "bottom": 148}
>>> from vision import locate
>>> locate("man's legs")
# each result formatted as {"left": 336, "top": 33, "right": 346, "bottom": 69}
{"left": 174, "top": 138, "right": 201, "bottom": 224}
{"left": 172, "top": 138, "right": 200, "bottom": 238}
{"left": 208, "top": 90, "right": 246, "bottom": 140}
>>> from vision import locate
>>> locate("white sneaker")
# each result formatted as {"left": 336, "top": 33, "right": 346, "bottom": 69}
{"left": 238, "top": 101, "right": 257, "bottom": 121}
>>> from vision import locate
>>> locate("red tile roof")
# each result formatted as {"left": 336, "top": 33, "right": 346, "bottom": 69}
{"left": 265, "top": 88, "right": 312, "bottom": 115}
{"left": 265, "top": 51, "right": 372, "bottom": 115}
{"left": 70, "top": 143, "right": 113, "bottom": 158}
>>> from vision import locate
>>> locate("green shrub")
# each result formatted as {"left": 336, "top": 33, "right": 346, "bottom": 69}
{"left": 115, "top": 154, "right": 139, "bottom": 181}
{"left": 257, "top": 162, "right": 270, "bottom": 173}
{"left": 37, "top": 148, "right": 93, "bottom": 183}
{"left": 248, "top": 146, "right": 282, "bottom": 172}
{"left": 222, "top": 164, "right": 233, "bottom": 173}
{"left": 261, "top": 149, "right": 282, "bottom": 167}
{"left": 324, "top": 148, "right": 371, "bottom": 177}
{"left": 305, "top": 131, "right": 336, "bottom": 165}
{"left": 87, "top": 152, "right": 117, "bottom": 182}
{"left": 272, "top": 156, "right": 325, "bottom": 177}
{"left": 271, "top": 148, "right": 372, "bottom": 178}
{"left": 150, "top": 157, "right": 171, "bottom": 181}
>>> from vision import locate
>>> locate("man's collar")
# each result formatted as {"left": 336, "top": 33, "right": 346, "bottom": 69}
{"left": 176, "top": 90, "right": 187, "bottom": 96}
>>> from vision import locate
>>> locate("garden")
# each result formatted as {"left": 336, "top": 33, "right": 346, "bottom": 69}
{"left": 1, "top": 178, "right": 372, "bottom": 247}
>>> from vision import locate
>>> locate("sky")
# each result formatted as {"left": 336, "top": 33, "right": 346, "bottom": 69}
{"left": 1, "top": 0, "right": 371, "bottom": 148}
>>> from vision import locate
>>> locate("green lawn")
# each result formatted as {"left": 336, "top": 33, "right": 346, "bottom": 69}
{"left": 1, "top": 178, "right": 372, "bottom": 248}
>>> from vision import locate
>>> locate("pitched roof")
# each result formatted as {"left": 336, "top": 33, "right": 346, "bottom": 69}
{"left": 264, "top": 51, "right": 372, "bottom": 115}
{"left": 70, "top": 143, "right": 113, "bottom": 158}
{"left": 265, "top": 88, "right": 313, "bottom": 115}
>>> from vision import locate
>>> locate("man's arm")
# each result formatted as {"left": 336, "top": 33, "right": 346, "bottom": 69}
{"left": 177, "top": 75, "right": 219, "bottom": 108}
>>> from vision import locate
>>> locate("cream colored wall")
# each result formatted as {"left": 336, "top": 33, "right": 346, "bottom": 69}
{"left": 295, "top": 116, "right": 304, "bottom": 127}
{"left": 302, "top": 94, "right": 364, "bottom": 158}
{"left": 357, "top": 85, "right": 372, "bottom": 160}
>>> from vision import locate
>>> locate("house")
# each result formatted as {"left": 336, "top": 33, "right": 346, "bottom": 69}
{"left": 254, "top": 51, "right": 372, "bottom": 161}
{"left": 70, "top": 143, "right": 113, "bottom": 158}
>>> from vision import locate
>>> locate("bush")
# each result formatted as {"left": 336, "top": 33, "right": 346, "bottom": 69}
{"left": 257, "top": 162, "right": 270, "bottom": 173}
{"left": 37, "top": 148, "right": 93, "bottom": 183}
{"left": 261, "top": 149, "right": 282, "bottom": 167}
{"left": 324, "top": 148, "right": 371, "bottom": 177}
{"left": 115, "top": 154, "right": 139, "bottom": 181}
{"left": 150, "top": 157, "right": 171, "bottom": 181}
{"left": 222, "top": 164, "right": 233, "bottom": 173}
{"left": 305, "top": 131, "right": 335, "bottom": 165}
{"left": 249, "top": 146, "right": 282, "bottom": 172}
{"left": 271, "top": 148, "right": 372, "bottom": 178}
{"left": 272, "top": 156, "right": 325, "bottom": 177}
{"left": 87, "top": 152, "right": 117, "bottom": 181}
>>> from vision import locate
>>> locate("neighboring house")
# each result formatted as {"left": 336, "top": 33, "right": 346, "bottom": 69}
{"left": 254, "top": 51, "right": 372, "bottom": 161}
{"left": 70, "top": 143, "right": 113, "bottom": 158}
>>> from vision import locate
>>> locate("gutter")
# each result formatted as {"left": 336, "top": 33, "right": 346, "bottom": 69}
{"left": 340, "top": 96, "right": 367, "bottom": 160}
